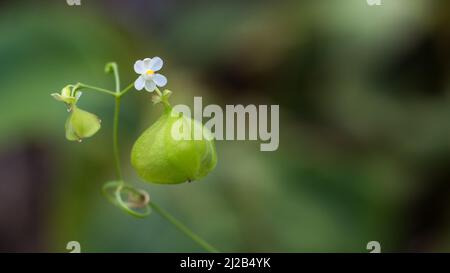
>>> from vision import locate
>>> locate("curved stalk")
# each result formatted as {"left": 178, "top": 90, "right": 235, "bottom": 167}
{"left": 150, "top": 202, "right": 219, "bottom": 253}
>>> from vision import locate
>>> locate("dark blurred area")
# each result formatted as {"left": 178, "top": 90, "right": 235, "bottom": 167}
{"left": 0, "top": 0, "right": 449, "bottom": 252}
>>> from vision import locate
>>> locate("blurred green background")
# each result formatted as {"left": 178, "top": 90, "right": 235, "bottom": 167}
{"left": 0, "top": 0, "right": 449, "bottom": 252}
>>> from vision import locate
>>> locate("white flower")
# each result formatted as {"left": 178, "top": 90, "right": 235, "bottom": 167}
{"left": 134, "top": 57, "right": 167, "bottom": 92}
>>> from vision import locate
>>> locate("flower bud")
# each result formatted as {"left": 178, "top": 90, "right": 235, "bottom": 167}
{"left": 131, "top": 109, "right": 217, "bottom": 184}
{"left": 51, "top": 85, "right": 81, "bottom": 106}
{"left": 65, "top": 105, "right": 101, "bottom": 142}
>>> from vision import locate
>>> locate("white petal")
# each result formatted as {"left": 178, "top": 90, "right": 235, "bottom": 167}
{"left": 134, "top": 60, "right": 146, "bottom": 74}
{"left": 148, "top": 57, "right": 163, "bottom": 71}
{"left": 143, "top": 58, "right": 153, "bottom": 70}
{"left": 152, "top": 73, "right": 167, "bottom": 87}
{"left": 144, "top": 80, "right": 156, "bottom": 92}
{"left": 134, "top": 76, "right": 145, "bottom": 90}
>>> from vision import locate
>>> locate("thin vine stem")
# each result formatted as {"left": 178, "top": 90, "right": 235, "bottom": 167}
{"left": 112, "top": 65, "right": 120, "bottom": 94}
{"left": 119, "top": 82, "right": 134, "bottom": 97}
{"left": 113, "top": 96, "right": 123, "bottom": 181}
{"left": 150, "top": 202, "right": 219, "bottom": 253}
{"left": 109, "top": 63, "right": 124, "bottom": 182}
{"left": 155, "top": 87, "right": 163, "bottom": 97}
{"left": 77, "top": 83, "right": 116, "bottom": 96}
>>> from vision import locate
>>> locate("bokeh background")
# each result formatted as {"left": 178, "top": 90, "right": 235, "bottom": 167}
{"left": 0, "top": 0, "right": 449, "bottom": 252}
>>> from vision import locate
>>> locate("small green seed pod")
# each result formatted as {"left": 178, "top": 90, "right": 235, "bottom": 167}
{"left": 131, "top": 108, "right": 217, "bottom": 184}
{"left": 65, "top": 105, "right": 101, "bottom": 142}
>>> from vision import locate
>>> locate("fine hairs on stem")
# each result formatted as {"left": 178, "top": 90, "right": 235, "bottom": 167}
{"left": 69, "top": 62, "right": 219, "bottom": 253}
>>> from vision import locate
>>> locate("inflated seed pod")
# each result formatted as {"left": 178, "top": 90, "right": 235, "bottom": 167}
{"left": 65, "top": 105, "right": 101, "bottom": 142}
{"left": 131, "top": 108, "right": 217, "bottom": 184}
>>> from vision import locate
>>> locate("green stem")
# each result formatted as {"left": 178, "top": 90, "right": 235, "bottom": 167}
{"left": 106, "top": 63, "right": 124, "bottom": 182}
{"left": 155, "top": 87, "right": 163, "bottom": 97}
{"left": 150, "top": 202, "right": 219, "bottom": 253}
{"left": 77, "top": 83, "right": 116, "bottom": 96}
{"left": 113, "top": 96, "right": 123, "bottom": 181}
{"left": 119, "top": 83, "right": 134, "bottom": 97}
{"left": 105, "top": 62, "right": 121, "bottom": 94}
{"left": 113, "top": 67, "right": 120, "bottom": 94}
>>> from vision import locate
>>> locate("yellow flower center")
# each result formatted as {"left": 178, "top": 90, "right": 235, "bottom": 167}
{"left": 146, "top": 69, "right": 155, "bottom": 75}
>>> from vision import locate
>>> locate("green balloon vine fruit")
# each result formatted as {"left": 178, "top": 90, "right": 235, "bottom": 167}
{"left": 52, "top": 85, "right": 102, "bottom": 142}
{"left": 65, "top": 105, "right": 102, "bottom": 142}
{"left": 131, "top": 106, "right": 217, "bottom": 184}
